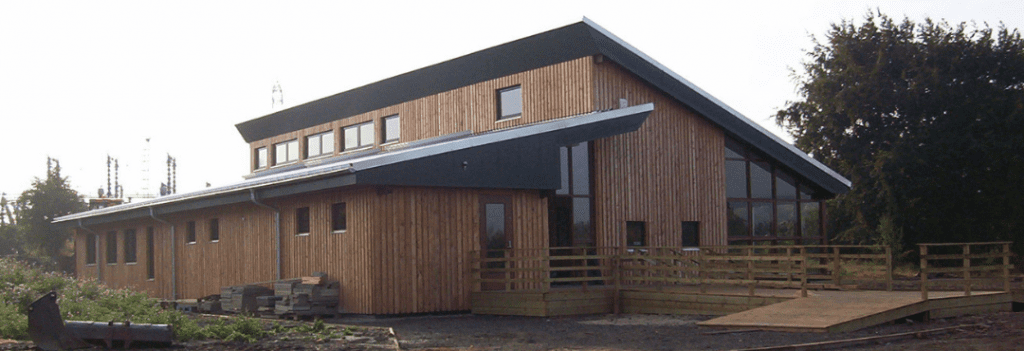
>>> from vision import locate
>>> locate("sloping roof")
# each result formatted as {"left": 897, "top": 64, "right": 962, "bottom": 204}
{"left": 235, "top": 18, "right": 851, "bottom": 195}
{"left": 55, "top": 104, "right": 653, "bottom": 226}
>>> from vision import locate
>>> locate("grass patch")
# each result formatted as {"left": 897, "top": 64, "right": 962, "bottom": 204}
{"left": 0, "top": 257, "right": 264, "bottom": 342}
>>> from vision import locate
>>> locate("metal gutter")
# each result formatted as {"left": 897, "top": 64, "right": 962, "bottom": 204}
{"left": 249, "top": 189, "right": 281, "bottom": 281}
{"left": 148, "top": 207, "right": 176, "bottom": 300}
{"left": 76, "top": 219, "right": 101, "bottom": 281}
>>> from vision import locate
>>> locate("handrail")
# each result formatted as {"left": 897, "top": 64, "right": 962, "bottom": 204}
{"left": 918, "top": 242, "right": 1012, "bottom": 300}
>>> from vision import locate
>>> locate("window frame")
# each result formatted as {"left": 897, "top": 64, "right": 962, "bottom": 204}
{"left": 209, "top": 218, "right": 220, "bottom": 242}
{"left": 273, "top": 139, "right": 300, "bottom": 166}
{"left": 343, "top": 121, "right": 375, "bottom": 151}
{"left": 146, "top": 227, "right": 155, "bottom": 280}
{"left": 305, "top": 130, "right": 335, "bottom": 159}
{"left": 255, "top": 146, "right": 268, "bottom": 170}
{"left": 106, "top": 231, "right": 117, "bottom": 265}
{"left": 331, "top": 202, "right": 347, "bottom": 233}
{"left": 186, "top": 221, "right": 197, "bottom": 244}
{"left": 681, "top": 221, "right": 700, "bottom": 248}
{"left": 295, "top": 207, "right": 310, "bottom": 236}
{"left": 382, "top": 115, "right": 400, "bottom": 144}
{"left": 497, "top": 85, "right": 523, "bottom": 121}
{"left": 625, "top": 221, "right": 646, "bottom": 247}
{"left": 85, "top": 234, "right": 97, "bottom": 265}
{"left": 123, "top": 229, "right": 137, "bottom": 264}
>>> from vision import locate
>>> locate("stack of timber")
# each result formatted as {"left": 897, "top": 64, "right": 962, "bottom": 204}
{"left": 197, "top": 294, "right": 223, "bottom": 314}
{"left": 274, "top": 273, "right": 340, "bottom": 319}
{"left": 220, "top": 285, "right": 274, "bottom": 314}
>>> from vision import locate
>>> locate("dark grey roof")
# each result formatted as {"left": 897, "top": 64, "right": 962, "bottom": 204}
{"left": 55, "top": 104, "right": 653, "bottom": 227}
{"left": 235, "top": 18, "right": 851, "bottom": 195}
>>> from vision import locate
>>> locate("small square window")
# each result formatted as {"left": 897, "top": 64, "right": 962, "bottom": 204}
{"left": 255, "top": 147, "right": 268, "bottom": 169}
{"left": 498, "top": 85, "right": 522, "bottom": 120}
{"left": 209, "top": 218, "right": 220, "bottom": 242}
{"left": 106, "top": 231, "right": 118, "bottom": 264}
{"left": 343, "top": 122, "right": 374, "bottom": 150}
{"left": 383, "top": 115, "right": 400, "bottom": 143}
{"left": 296, "top": 207, "right": 310, "bottom": 235}
{"left": 306, "top": 131, "right": 335, "bottom": 158}
{"left": 186, "top": 221, "right": 196, "bottom": 244}
{"left": 124, "top": 229, "right": 137, "bottom": 263}
{"left": 681, "top": 221, "right": 700, "bottom": 247}
{"left": 274, "top": 140, "right": 299, "bottom": 165}
{"left": 331, "top": 202, "right": 347, "bottom": 233}
{"left": 626, "top": 221, "right": 646, "bottom": 247}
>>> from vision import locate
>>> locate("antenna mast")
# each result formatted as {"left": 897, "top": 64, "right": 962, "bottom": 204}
{"left": 142, "top": 138, "right": 151, "bottom": 197}
{"left": 272, "top": 81, "right": 284, "bottom": 109}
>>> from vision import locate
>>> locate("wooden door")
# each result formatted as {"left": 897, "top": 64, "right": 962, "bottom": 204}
{"left": 479, "top": 195, "right": 512, "bottom": 291}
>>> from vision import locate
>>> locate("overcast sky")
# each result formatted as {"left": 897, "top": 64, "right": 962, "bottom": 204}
{"left": 1, "top": 0, "right": 1021, "bottom": 202}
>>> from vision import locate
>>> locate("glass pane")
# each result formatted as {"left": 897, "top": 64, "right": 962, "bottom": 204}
{"left": 777, "top": 202, "right": 797, "bottom": 237}
{"left": 799, "top": 184, "right": 814, "bottom": 200}
{"left": 256, "top": 148, "right": 267, "bottom": 168}
{"left": 725, "top": 160, "right": 747, "bottom": 198}
{"left": 360, "top": 123, "right": 374, "bottom": 147}
{"left": 776, "top": 171, "right": 797, "bottom": 199}
{"left": 801, "top": 202, "right": 821, "bottom": 238}
{"left": 725, "top": 137, "right": 745, "bottom": 159}
{"left": 307, "top": 135, "right": 321, "bottom": 157}
{"left": 556, "top": 147, "right": 569, "bottom": 195}
{"left": 571, "top": 142, "right": 589, "bottom": 195}
{"left": 288, "top": 140, "right": 299, "bottom": 161}
{"left": 485, "top": 204, "right": 506, "bottom": 250}
{"left": 344, "top": 126, "right": 358, "bottom": 150}
{"left": 727, "top": 201, "right": 749, "bottom": 237}
{"left": 322, "top": 132, "right": 334, "bottom": 154}
{"left": 332, "top": 203, "right": 346, "bottom": 232}
{"left": 626, "top": 221, "right": 646, "bottom": 247}
{"left": 750, "top": 161, "right": 772, "bottom": 199}
{"left": 751, "top": 202, "right": 773, "bottom": 236}
{"left": 499, "top": 86, "right": 522, "bottom": 118}
{"left": 572, "top": 197, "right": 592, "bottom": 246}
{"left": 681, "top": 221, "right": 699, "bottom": 247}
{"left": 385, "top": 116, "right": 400, "bottom": 142}
{"left": 275, "top": 143, "right": 287, "bottom": 165}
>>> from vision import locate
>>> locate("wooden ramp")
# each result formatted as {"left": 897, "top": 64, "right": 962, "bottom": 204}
{"left": 698, "top": 290, "right": 1012, "bottom": 333}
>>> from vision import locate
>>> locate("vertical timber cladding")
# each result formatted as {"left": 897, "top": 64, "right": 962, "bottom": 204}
{"left": 247, "top": 57, "right": 595, "bottom": 156}
{"left": 591, "top": 60, "right": 728, "bottom": 248}
{"left": 72, "top": 218, "right": 173, "bottom": 299}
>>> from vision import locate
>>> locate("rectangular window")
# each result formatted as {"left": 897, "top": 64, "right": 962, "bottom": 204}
{"left": 296, "top": 207, "right": 310, "bottom": 235}
{"left": 681, "top": 221, "right": 700, "bottom": 247}
{"left": 123, "top": 229, "right": 137, "bottom": 264}
{"left": 751, "top": 202, "right": 774, "bottom": 237}
{"left": 497, "top": 85, "right": 522, "bottom": 120}
{"left": 274, "top": 139, "right": 299, "bottom": 165}
{"left": 255, "top": 147, "right": 268, "bottom": 170}
{"left": 801, "top": 202, "right": 822, "bottom": 238}
{"left": 186, "top": 221, "right": 196, "bottom": 244}
{"left": 306, "top": 131, "right": 335, "bottom": 158}
{"left": 777, "top": 202, "right": 798, "bottom": 238}
{"left": 727, "top": 201, "right": 749, "bottom": 238}
{"left": 209, "top": 218, "right": 219, "bottom": 242}
{"left": 86, "top": 234, "right": 97, "bottom": 265}
{"left": 626, "top": 221, "right": 646, "bottom": 247}
{"left": 343, "top": 122, "right": 374, "bottom": 150}
{"left": 383, "top": 115, "right": 400, "bottom": 143}
{"left": 331, "top": 202, "right": 347, "bottom": 233}
{"left": 106, "top": 231, "right": 117, "bottom": 264}
{"left": 146, "top": 227, "right": 155, "bottom": 280}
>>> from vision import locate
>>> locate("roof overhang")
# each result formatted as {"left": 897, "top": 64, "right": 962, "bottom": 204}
{"left": 55, "top": 104, "right": 653, "bottom": 228}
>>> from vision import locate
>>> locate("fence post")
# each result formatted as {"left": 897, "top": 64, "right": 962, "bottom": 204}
{"left": 543, "top": 249, "right": 551, "bottom": 293}
{"left": 963, "top": 244, "right": 971, "bottom": 296}
{"left": 800, "top": 247, "right": 808, "bottom": 298}
{"left": 747, "top": 247, "right": 755, "bottom": 296}
{"left": 505, "top": 249, "right": 512, "bottom": 292}
{"left": 832, "top": 246, "right": 842, "bottom": 287}
{"left": 699, "top": 248, "right": 707, "bottom": 294}
{"left": 920, "top": 245, "right": 929, "bottom": 300}
{"left": 1004, "top": 243, "right": 1012, "bottom": 293}
{"left": 786, "top": 247, "right": 794, "bottom": 284}
{"left": 885, "top": 246, "right": 893, "bottom": 292}
{"left": 613, "top": 252, "right": 621, "bottom": 315}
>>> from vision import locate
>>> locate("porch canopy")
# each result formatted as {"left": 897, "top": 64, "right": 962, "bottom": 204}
{"left": 54, "top": 104, "right": 654, "bottom": 227}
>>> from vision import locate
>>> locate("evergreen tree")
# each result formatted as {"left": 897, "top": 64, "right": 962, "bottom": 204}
{"left": 16, "top": 158, "right": 86, "bottom": 271}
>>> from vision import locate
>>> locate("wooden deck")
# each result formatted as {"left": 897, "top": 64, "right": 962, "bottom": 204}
{"left": 698, "top": 290, "right": 1013, "bottom": 333}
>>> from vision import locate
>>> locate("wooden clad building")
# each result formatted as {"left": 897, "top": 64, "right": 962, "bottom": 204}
{"left": 56, "top": 19, "right": 850, "bottom": 315}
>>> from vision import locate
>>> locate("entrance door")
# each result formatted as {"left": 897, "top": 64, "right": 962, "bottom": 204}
{"left": 479, "top": 196, "right": 512, "bottom": 291}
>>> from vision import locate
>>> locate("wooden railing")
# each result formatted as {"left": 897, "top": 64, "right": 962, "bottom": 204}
{"left": 470, "top": 245, "right": 893, "bottom": 297}
{"left": 918, "top": 242, "right": 1013, "bottom": 299}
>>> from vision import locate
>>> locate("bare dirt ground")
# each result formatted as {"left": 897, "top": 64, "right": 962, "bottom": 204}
{"left": 333, "top": 310, "right": 1024, "bottom": 351}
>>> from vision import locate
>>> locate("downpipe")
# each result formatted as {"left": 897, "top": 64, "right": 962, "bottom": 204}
{"left": 149, "top": 207, "right": 177, "bottom": 300}
{"left": 250, "top": 189, "right": 281, "bottom": 280}
{"left": 75, "top": 219, "right": 101, "bottom": 281}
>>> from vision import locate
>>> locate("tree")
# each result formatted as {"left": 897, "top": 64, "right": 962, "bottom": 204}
{"left": 16, "top": 158, "right": 86, "bottom": 271}
{"left": 0, "top": 194, "right": 23, "bottom": 256}
{"left": 776, "top": 12, "right": 1024, "bottom": 258}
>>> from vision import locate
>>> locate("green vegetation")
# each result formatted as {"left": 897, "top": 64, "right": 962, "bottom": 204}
{"left": 0, "top": 257, "right": 265, "bottom": 342}
{"left": 776, "top": 12, "right": 1024, "bottom": 261}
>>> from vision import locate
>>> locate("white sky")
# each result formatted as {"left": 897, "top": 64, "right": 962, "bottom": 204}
{"left": 1, "top": 0, "right": 1021, "bottom": 201}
